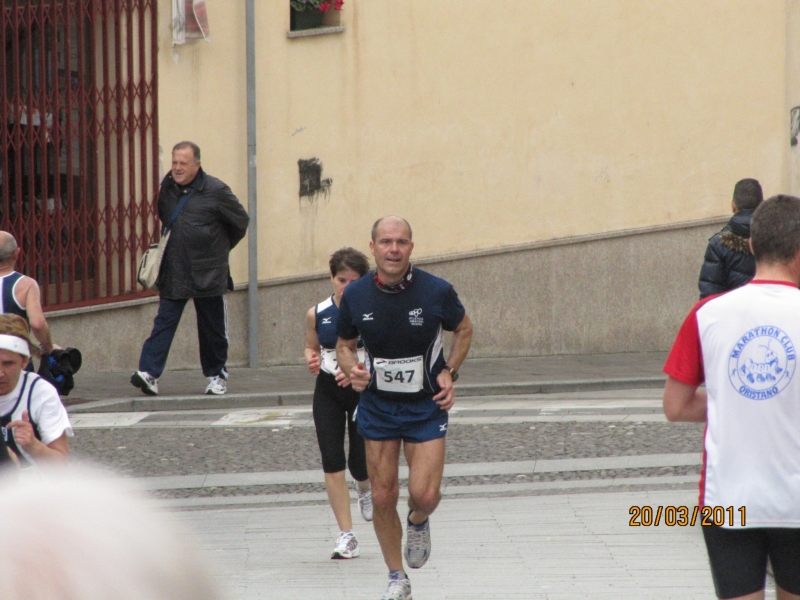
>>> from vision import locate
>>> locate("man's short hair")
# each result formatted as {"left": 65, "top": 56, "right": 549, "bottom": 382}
{"left": 172, "top": 141, "right": 201, "bottom": 162}
{"left": 0, "top": 233, "right": 17, "bottom": 263}
{"left": 371, "top": 216, "right": 413, "bottom": 242}
{"left": 750, "top": 195, "right": 800, "bottom": 264}
{"left": 733, "top": 178, "right": 763, "bottom": 210}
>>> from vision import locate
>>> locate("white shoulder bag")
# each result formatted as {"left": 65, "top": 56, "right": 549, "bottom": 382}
{"left": 137, "top": 189, "right": 194, "bottom": 290}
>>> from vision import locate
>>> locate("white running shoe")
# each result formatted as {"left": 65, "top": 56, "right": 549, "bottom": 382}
{"left": 357, "top": 486, "right": 373, "bottom": 522}
{"left": 381, "top": 573, "right": 412, "bottom": 600}
{"left": 404, "top": 511, "right": 431, "bottom": 569}
{"left": 205, "top": 375, "right": 227, "bottom": 395}
{"left": 331, "top": 530, "right": 360, "bottom": 559}
{"left": 131, "top": 371, "right": 158, "bottom": 396}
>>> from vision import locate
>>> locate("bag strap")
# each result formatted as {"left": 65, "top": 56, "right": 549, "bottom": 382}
{"left": 0, "top": 371, "right": 29, "bottom": 427}
{"left": 163, "top": 189, "right": 195, "bottom": 234}
{"left": 26, "top": 375, "right": 42, "bottom": 442}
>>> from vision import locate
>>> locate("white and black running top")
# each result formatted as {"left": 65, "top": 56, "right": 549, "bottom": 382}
{"left": 337, "top": 268, "right": 465, "bottom": 401}
{"left": 665, "top": 280, "right": 800, "bottom": 528}
{"left": 315, "top": 296, "right": 340, "bottom": 352}
{"left": 315, "top": 295, "right": 364, "bottom": 376}
{"left": 0, "top": 371, "right": 73, "bottom": 466}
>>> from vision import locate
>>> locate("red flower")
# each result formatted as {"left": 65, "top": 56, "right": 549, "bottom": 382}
{"left": 334, "top": 0, "right": 344, "bottom": 9}
{"left": 318, "top": 2, "right": 331, "bottom": 11}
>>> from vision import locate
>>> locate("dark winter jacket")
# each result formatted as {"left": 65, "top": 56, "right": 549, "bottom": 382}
{"left": 698, "top": 209, "right": 756, "bottom": 299}
{"left": 156, "top": 168, "right": 250, "bottom": 299}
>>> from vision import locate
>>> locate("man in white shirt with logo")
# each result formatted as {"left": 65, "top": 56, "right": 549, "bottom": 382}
{"left": 664, "top": 195, "right": 800, "bottom": 600}
{"left": 337, "top": 216, "right": 473, "bottom": 600}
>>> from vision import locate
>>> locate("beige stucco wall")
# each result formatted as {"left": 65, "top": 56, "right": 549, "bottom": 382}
{"left": 88, "top": 0, "right": 797, "bottom": 370}
{"left": 788, "top": 0, "right": 800, "bottom": 193}
{"left": 278, "top": 0, "right": 785, "bottom": 269}
{"left": 157, "top": 0, "right": 790, "bottom": 284}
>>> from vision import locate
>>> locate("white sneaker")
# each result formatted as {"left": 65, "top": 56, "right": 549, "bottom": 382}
{"left": 131, "top": 371, "right": 158, "bottom": 395}
{"left": 331, "top": 530, "right": 359, "bottom": 559}
{"left": 357, "top": 486, "right": 373, "bottom": 522}
{"left": 381, "top": 573, "right": 412, "bottom": 600}
{"left": 205, "top": 375, "right": 227, "bottom": 395}
{"left": 404, "top": 511, "right": 431, "bottom": 569}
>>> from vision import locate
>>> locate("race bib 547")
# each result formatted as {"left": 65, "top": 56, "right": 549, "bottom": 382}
{"left": 374, "top": 355, "right": 424, "bottom": 393}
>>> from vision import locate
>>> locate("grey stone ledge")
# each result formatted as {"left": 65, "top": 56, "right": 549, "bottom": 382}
{"left": 122, "top": 453, "right": 701, "bottom": 491}
{"left": 68, "top": 377, "right": 666, "bottom": 413}
{"left": 150, "top": 474, "right": 700, "bottom": 509}
{"left": 287, "top": 25, "right": 344, "bottom": 38}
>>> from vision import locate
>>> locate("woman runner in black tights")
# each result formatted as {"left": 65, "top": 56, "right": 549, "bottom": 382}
{"left": 304, "top": 247, "right": 372, "bottom": 559}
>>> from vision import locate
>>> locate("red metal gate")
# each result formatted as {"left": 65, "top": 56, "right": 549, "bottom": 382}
{"left": 1, "top": 0, "right": 158, "bottom": 309}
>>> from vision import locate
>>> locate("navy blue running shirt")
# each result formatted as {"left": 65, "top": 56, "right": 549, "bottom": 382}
{"left": 337, "top": 268, "right": 466, "bottom": 401}
{"left": 0, "top": 272, "right": 28, "bottom": 322}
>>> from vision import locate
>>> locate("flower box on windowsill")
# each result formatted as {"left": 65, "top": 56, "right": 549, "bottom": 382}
{"left": 288, "top": 1, "right": 343, "bottom": 36}
{"left": 290, "top": 6, "right": 325, "bottom": 31}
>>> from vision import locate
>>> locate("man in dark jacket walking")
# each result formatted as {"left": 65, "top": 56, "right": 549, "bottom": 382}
{"left": 698, "top": 178, "right": 763, "bottom": 299}
{"left": 131, "top": 141, "right": 250, "bottom": 396}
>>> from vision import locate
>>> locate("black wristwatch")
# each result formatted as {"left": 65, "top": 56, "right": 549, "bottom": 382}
{"left": 443, "top": 365, "right": 459, "bottom": 382}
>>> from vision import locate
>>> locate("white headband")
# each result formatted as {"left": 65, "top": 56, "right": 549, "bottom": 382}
{"left": 0, "top": 334, "right": 31, "bottom": 357}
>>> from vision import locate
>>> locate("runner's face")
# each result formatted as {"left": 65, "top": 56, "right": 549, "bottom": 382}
{"left": 331, "top": 268, "right": 361, "bottom": 303}
{"left": 0, "top": 349, "right": 28, "bottom": 396}
{"left": 370, "top": 220, "right": 413, "bottom": 284}
{"left": 171, "top": 148, "right": 200, "bottom": 185}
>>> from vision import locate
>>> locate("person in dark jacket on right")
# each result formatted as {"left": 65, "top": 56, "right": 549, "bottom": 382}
{"left": 698, "top": 178, "right": 763, "bottom": 299}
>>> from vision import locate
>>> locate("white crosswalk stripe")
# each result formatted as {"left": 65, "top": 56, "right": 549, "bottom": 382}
{"left": 69, "top": 389, "right": 668, "bottom": 428}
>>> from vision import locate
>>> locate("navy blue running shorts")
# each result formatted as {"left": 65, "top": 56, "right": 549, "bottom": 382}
{"left": 356, "top": 390, "right": 448, "bottom": 443}
{"left": 703, "top": 525, "right": 800, "bottom": 599}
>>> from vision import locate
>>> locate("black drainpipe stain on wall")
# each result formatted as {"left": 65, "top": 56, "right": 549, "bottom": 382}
{"left": 298, "top": 158, "right": 332, "bottom": 200}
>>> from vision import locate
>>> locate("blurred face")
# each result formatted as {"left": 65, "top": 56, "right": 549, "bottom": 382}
{"left": 331, "top": 268, "right": 361, "bottom": 303}
{"left": 370, "top": 218, "right": 413, "bottom": 285}
{"left": 171, "top": 147, "right": 201, "bottom": 185}
{"left": 0, "top": 348, "right": 29, "bottom": 396}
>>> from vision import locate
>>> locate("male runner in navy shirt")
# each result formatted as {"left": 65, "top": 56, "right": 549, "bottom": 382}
{"left": 337, "top": 216, "right": 473, "bottom": 600}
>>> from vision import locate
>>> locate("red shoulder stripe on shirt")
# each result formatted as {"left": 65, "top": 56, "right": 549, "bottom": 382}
{"left": 663, "top": 295, "right": 720, "bottom": 386}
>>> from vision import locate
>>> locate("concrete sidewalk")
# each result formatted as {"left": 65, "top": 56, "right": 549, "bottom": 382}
{"left": 66, "top": 351, "right": 668, "bottom": 412}
{"left": 177, "top": 488, "right": 722, "bottom": 600}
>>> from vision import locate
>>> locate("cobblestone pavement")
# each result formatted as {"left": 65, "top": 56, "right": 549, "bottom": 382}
{"left": 67, "top": 389, "right": 706, "bottom": 505}
{"left": 70, "top": 421, "right": 703, "bottom": 479}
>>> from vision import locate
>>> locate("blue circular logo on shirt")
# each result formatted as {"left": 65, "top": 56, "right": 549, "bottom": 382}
{"left": 728, "top": 326, "right": 796, "bottom": 400}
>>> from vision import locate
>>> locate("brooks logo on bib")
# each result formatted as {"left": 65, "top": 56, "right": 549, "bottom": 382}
{"left": 374, "top": 355, "right": 424, "bottom": 393}
{"left": 728, "top": 325, "right": 796, "bottom": 400}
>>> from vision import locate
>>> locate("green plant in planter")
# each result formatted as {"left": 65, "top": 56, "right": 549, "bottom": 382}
{"left": 291, "top": 0, "right": 343, "bottom": 12}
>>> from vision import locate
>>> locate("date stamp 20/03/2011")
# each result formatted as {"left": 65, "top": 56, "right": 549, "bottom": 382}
{"left": 629, "top": 506, "right": 746, "bottom": 527}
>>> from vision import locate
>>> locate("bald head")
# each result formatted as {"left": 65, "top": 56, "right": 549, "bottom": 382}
{"left": 371, "top": 216, "right": 413, "bottom": 242}
{"left": 0, "top": 231, "right": 18, "bottom": 264}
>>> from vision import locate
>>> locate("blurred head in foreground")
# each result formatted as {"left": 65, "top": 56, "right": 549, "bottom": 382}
{"left": 0, "top": 466, "right": 223, "bottom": 600}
